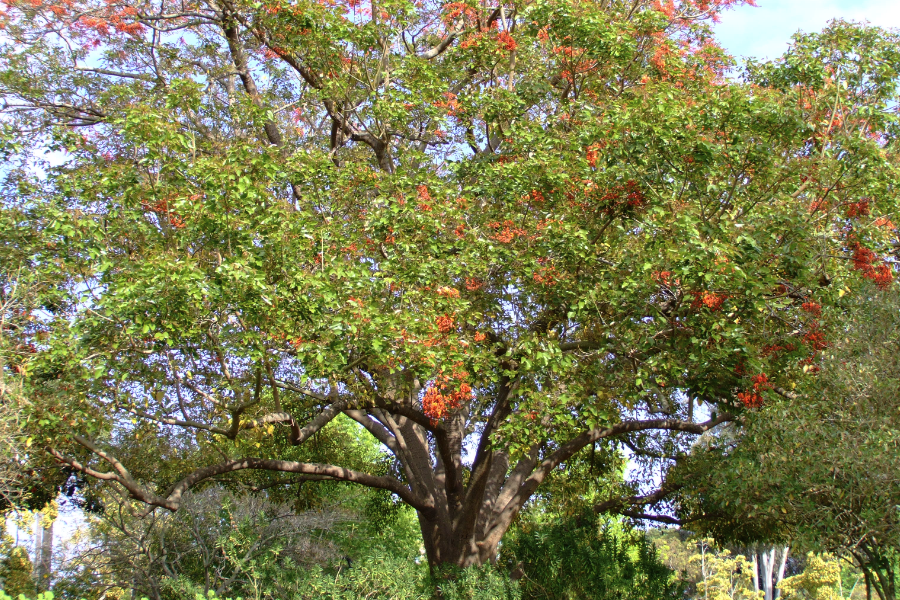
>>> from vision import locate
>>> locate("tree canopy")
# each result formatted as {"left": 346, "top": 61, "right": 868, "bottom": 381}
{"left": 2, "top": 0, "right": 899, "bottom": 569}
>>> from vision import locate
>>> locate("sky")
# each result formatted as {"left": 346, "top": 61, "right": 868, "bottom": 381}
{"left": 714, "top": 0, "right": 900, "bottom": 60}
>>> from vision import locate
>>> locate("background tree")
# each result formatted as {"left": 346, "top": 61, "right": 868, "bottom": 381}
{"left": 778, "top": 554, "right": 846, "bottom": 600}
{"left": 0, "top": 547, "right": 35, "bottom": 599}
{"left": 0, "top": 271, "right": 38, "bottom": 510}
{"left": 676, "top": 284, "right": 900, "bottom": 600}
{"left": 690, "top": 541, "right": 763, "bottom": 600}
{"left": 2, "top": 0, "right": 900, "bottom": 573}
{"left": 56, "top": 487, "right": 355, "bottom": 600}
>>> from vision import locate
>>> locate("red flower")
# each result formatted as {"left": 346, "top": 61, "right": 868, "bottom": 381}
{"left": 803, "top": 330, "right": 828, "bottom": 351}
{"left": 751, "top": 373, "right": 772, "bottom": 391}
{"left": 652, "top": 270, "right": 673, "bottom": 285}
{"left": 737, "top": 391, "right": 764, "bottom": 408}
{"left": 690, "top": 291, "right": 727, "bottom": 311}
{"left": 423, "top": 386, "right": 448, "bottom": 421}
{"left": 845, "top": 201, "right": 870, "bottom": 218}
{"left": 801, "top": 301, "right": 822, "bottom": 317}
{"left": 850, "top": 243, "right": 894, "bottom": 289}
{"left": 496, "top": 30, "right": 516, "bottom": 52}
{"left": 808, "top": 198, "right": 829, "bottom": 213}
{"left": 436, "top": 315, "right": 454, "bottom": 334}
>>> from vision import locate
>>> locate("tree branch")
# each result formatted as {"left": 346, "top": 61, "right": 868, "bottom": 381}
{"left": 481, "top": 413, "right": 734, "bottom": 550}
{"left": 49, "top": 438, "right": 434, "bottom": 516}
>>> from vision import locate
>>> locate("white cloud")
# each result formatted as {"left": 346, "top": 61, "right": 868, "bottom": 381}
{"left": 714, "top": 0, "right": 900, "bottom": 60}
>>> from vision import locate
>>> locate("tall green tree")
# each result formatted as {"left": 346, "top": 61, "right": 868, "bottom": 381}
{"left": 2, "top": 0, "right": 900, "bottom": 570}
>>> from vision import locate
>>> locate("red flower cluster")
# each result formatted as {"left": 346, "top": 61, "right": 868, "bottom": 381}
{"left": 417, "top": 185, "right": 432, "bottom": 211}
{"left": 422, "top": 383, "right": 472, "bottom": 422}
{"left": 496, "top": 30, "right": 516, "bottom": 52}
{"left": 737, "top": 391, "right": 764, "bottom": 408}
{"left": 434, "top": 92, "right": 461, "bottom": 116}
{"left": 846, "top": 201, "right": 870, "bottom": 218}
{"left": 422, "top": 368, "right": 474, "bottom": 422}
{"left": 488, "top": 220, "right": 526, "bottom": 243}
{"left": 533, "top": 266, "right": 559, "bottom": 286}
{"left": 851, "top": 242, "right": 894, "bottom": 289}
{"left": 586, "top": 143, "right": 604, "bottom": 168}
{"left": 651, "top": 270, "right": 674, "bottom": 285}
{"left": 436, "top": 314, "right": 455, "bottom": 334}
{"left": 690, "top": 290, "right": 727, "bottom": 311}
{"left": 737, "top": 374, "right": 768, "bottom": 408}
{"left": 801, "top": 301, "right": 822, "bottom": 317}
{"left": 751, "top": 373, "right": 772, "bottom": 392}
{"left": 73, "top": 8, "right": 144, "bottom": 37}
{"left": 803, "top": 330, "right": 828, "bottom": 351}
{"left": 465, "top": 278, "right": 483, "bottom": 291}
{"left": 442, "top": 1, "right": 477, "bottom": 24}
{"left": 436, "top": 286, "right": 460, "bottom": 298}
{"left": 598, "top": 179, "right": 645, "bottom": 210}
{"left": 760, "top": 342, "right": 797, "bottom": 358}
{"left": 422, "top": 386, "right": 449, "bottom": 421}
{"left": 142, "top": 198, "right": 185, "bottom": 228}
{"left": 808, "top": 198, "right": 829, "bottom": 213}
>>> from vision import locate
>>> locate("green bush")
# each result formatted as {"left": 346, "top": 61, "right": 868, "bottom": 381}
{"left": 503, "top": 511, "right": 685, "bottom": 600}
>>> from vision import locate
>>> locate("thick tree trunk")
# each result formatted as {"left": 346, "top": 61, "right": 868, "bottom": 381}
{"left": 417, "top": 510, "right": 502, "bottom": 569}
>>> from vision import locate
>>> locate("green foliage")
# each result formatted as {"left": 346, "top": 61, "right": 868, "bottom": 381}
{"left": 0, "top": 591, "right": 54, "bottom": 600}
{"left": 0, "top": 547, "right": 35, "bottom": 599}
{"left": 502, "top": 511, "right": 683, "bottom": 599}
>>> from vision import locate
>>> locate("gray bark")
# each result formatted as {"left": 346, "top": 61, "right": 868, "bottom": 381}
{"left": 762, "top": 547, "right": 775, "bottom": 600}
{"left": 32, "top": 513, "right": 53, "bottom": 590}
{"left": 775, "top": 546, "right": 790, "bottom": 599}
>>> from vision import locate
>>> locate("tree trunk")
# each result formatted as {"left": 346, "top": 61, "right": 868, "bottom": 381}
{"left": 32, "top": 513, "right": 43, "bottom": 584}
{"left": 32, "top": 513, "right": 53, "bottom": 591}
{"left": 762, "top": 547, "right": 775, "bottom": 600}
{"left": 774, "top": 546, "right": 789, "bottom": 599}
{"left": 752, "top": 552, "right": 759, "bottom": 594}
{"left": 416, "top": 500, "right": 503, "bottom": 569}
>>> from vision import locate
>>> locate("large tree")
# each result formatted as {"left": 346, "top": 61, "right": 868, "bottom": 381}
{"left": 2, "top": 0, "right": 899, "bottom": 568}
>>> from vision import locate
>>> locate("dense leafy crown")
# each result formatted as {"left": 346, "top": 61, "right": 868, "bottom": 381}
{"left": 1, "top": 0, "right": 899, "bottom": 565}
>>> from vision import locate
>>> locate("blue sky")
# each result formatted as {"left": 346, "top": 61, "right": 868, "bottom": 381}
{"left": 714, "top": 0, "right": 900, "bottom": 60}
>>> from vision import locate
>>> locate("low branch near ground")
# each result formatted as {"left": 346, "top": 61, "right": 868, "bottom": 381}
{"left": 48, "top": 436, "right": 435, "bottom": 517}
